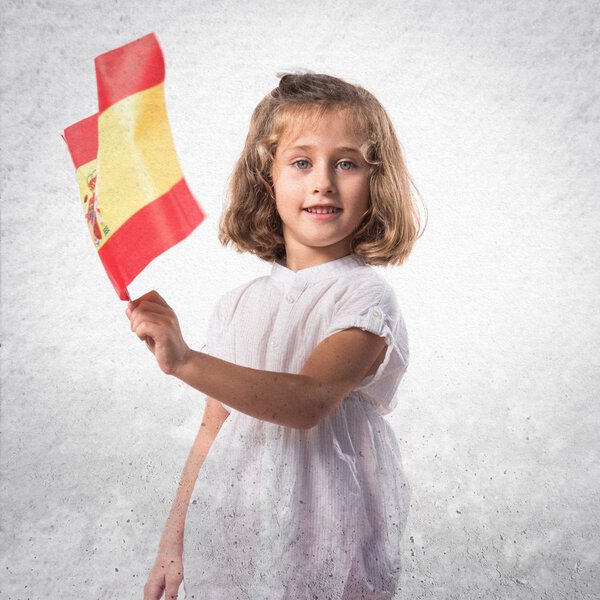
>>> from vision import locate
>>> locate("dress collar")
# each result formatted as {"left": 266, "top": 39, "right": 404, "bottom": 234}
{"left": 270, "top": 253, "right": 366, "bottom": 289}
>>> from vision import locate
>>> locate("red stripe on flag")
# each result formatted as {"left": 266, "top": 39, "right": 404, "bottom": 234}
{"left": 95, "top": 33, "right": 164, "bottom": 113}
{"left": 98, "top": 178, "right": 205, "bottom": 300}
{"left": 63, "top": 114, "right": 98, "bottom": 169}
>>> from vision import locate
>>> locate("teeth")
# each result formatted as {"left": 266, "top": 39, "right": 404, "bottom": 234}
{"left": 305, "top": 208, "right": 339, "bottom": 214}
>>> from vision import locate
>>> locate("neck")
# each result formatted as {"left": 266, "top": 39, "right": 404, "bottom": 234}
{"left": 282, "top": 240, "right": 353, "bottom": 272}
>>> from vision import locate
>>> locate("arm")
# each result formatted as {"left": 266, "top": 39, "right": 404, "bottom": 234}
{"left": 173, "top": 328, "right": 386, "bottom": 429}
{"left": 159, "top": 395, "right": 230, "bottom": 551}
{"left": 126, "top": 291, "right": 387, "bottom": 429}
{"left": 144, "top": 396, "right": 229, "bottom": 600}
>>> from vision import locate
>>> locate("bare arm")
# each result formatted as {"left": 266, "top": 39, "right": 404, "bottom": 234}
{"left": 143, "top": 396, "right": 229, "bottom": 600}
{"left": 126, "top": 291, "right": 387, "bottom": 430}
{"left": 159, "top": 395, "right": 230, "bottom": 552}
{"left": 173, "top": 328, "right": 386, "bottom": 429}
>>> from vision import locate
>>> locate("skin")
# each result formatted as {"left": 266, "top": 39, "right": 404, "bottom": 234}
{"left": 130, "top": 111, "right": 388, "bottom": 599}
{"left": 271, "top": 110, "right": 371, "bottom": 270}
{"left": 142, "top": 396, "right": 229, "bottom": 600}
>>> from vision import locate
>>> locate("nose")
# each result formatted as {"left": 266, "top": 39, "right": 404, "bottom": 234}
{"left": 311, "top": 162, "right": 336, "bottom": 195}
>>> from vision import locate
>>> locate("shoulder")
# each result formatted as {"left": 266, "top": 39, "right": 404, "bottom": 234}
{"left": 332, "top": 264, "right": 399, "bottom": 317}
{"left": 211, "top": 275, "right": 271, "bottom": 321}
{"left": 336, "top": 262, "right": 393, "bottom": 291}
{"left": 323, "top": 263, "right": 408, "bottom": 362}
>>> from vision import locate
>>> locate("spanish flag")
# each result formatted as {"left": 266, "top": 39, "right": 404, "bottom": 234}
{"left": 63, "top": 33, "right": 205, "bottom": 301}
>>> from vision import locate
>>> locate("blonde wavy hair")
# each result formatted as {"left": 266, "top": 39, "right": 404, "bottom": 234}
{"left": 219, "top": 72, "right": 426, "bottom": 265}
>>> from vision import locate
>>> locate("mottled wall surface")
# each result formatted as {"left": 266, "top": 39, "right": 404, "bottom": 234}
{"left": 1, "top": 1, "right": 598, "bottom": 598}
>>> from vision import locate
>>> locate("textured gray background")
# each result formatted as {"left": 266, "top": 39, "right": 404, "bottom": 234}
{"left": 1, "top": 0, "right": 599, "bottom": 598}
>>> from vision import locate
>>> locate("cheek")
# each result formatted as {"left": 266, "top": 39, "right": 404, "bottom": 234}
{"left": 273, "top": 189, "right": 294, "bottom": 219}
{"left": 275, "top": 175, "right": 302, "bottom": 203}
{"left": 351, "top": 178, "right": 371, "bottom": 209}
{"left": 362, "top": 180, "right": 371, "bottom": 203}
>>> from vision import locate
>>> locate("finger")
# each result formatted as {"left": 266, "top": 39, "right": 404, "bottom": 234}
{"left": 131, "top": 300, "right": 173, "bottom": 318}
{"left": 164, "top": 580, "right": 182, "bottom": 599}
{"left": 128, "top": 302, "right": 173, "bottom": 328}
{"left": 143, "top": 580, "right": 164, "bottom": 600}
{"left": 125, "top": 303, "right": 143, "bottom": 320}
{"left": 129, "top": 290, "right": 163, "bottom": 307}
{"left": 128, "top": 290, "right": 169, "bottom": 310}
{"left": 133, "top": 320, "right": 161, "bottom": 343}
{"left": 129, "top": 304, "right": 169, "bottom": 328}
{"left": 130, "top": 310, "right": 171, "bottom": 336}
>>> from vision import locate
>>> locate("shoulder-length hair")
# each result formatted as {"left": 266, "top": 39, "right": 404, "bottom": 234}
{"left": 219, "top": 73, "right": 426, "bottom": 265}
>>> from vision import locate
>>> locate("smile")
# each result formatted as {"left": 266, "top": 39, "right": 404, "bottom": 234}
{"left": 303, "top": 207, "right": 342, "bottom": 214}
{"left": 303, "top": 207, "right": 342, "bottom": 221}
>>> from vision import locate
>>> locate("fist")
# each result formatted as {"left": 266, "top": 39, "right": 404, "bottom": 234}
{"left": 125, "top": 290, "right": 190, "bottom": 375}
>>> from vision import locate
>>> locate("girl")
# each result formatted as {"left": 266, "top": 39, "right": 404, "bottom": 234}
{"left": 126, "top": 72, "right": 423, "bottom": 600}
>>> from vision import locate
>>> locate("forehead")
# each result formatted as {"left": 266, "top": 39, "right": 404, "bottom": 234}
{"left": 275, "top": 105, "right": 367, "bottom": 149}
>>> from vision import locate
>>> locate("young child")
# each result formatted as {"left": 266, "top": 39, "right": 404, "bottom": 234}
{"left": 126, "top": 72, "right": 423, "bottom": 600}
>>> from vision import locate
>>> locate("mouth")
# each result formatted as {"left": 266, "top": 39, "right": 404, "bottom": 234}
{"left": 303, "top": 206, "right": 342, "bottom": 214}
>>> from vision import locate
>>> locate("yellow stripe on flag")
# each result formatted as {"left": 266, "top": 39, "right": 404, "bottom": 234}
{"left": 64, "top": 33, "right": 205, "bottom": 300}
{"left": 97, "top": 82, "right": 184, "bottom": 244}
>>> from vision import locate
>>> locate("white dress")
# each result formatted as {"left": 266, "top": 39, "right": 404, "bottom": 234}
{"left": 182, "top": 254, "right": 412, "bottom": 600}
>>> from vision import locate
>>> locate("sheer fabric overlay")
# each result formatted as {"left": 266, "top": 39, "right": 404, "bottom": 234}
{"left": 183, "top": 254, "right": 412, "bottom": 600}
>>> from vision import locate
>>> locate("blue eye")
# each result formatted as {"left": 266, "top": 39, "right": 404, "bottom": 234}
{"left": 337, "top": 161, "right": 355, "bottom": 170}
{"left": 293, "top": 160, "right": 311, "bottom": 170}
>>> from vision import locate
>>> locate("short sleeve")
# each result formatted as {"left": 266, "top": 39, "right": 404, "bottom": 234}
{"left": 323, "top": 275, "right": 409, "bottom": 415}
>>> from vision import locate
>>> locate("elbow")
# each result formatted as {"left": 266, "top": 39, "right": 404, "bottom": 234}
{"left": 289, "top": 377, "right": 342, "bottom": 430}
{"left": 286, "top": 411, "right": 320, "bottom": 430}
{"left": 299, "top": 414, "right": 320, "bottom": 430}
{"left": 299, "top": 400, "right": 332, "bottom": 430}
{"left": 295, "top": 378, "right": 328, "bottom": 429}
{"left": 302, "top": 404, "right": 338, "bottom": 429}
{"left": 262, "top": 407, "right": 317, "bottom": 430}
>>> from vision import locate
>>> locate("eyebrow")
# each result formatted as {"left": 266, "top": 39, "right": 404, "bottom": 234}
{"left": 282, "top": 144, "right": 362, "bottom": 155}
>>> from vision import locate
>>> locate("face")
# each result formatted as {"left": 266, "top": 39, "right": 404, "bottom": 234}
{"left": 271, "top": 110, "right": 370, "bottom": 269}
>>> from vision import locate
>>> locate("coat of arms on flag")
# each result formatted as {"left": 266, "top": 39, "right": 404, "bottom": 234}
{"left": 63, "top": 33, "right": 205, "bottom": 301}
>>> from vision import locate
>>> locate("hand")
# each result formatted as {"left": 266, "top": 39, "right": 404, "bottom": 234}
{"left": 143, "top": 547, "right": 184, "bottom": 600}
{"left": 125, "top": 290, "right": 191, "bottom": 375}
